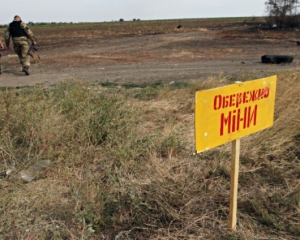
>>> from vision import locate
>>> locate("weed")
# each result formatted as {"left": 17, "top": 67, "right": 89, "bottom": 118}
{"left": 169, "top": 81, "right": 191, "bottom": 89}
{"left": 0, "top": 70, "right": 299, "bottom": 239}
{"left": 99, "top": 81, "right": 118, "bottom": 87}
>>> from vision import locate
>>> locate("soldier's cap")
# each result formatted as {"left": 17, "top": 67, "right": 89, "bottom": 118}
{"left": 14, "top": 15, "right": 21, "bottom": 21}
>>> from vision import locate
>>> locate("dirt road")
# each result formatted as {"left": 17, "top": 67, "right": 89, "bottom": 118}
{"left": 1, "top": 21, "right": 299, "bottom": 87}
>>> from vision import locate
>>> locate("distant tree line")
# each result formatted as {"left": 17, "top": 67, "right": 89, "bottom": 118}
{"left": 27, "top": 22, "right": 74, "bottom": 26}
{"left": 0, "top": 19, "right": 142, "bottom": 27}
{"left": 265, "top": 0, "right": 300, "bottom": 28}
{"left": 119, "top": 18, "right": 141, "bottom": 22}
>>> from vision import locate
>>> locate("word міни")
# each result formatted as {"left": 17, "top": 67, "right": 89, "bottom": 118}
{"left": 213, "top": 87, "right": 270, "bottom": 136}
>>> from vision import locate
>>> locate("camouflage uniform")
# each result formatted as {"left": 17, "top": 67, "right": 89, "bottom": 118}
{"left": 4, "top": 21, "right": 35, "bottom": 70}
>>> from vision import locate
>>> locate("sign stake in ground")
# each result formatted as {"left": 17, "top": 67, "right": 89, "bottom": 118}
{"left": 195, "top": 76, "right": 277, "bottom": 231}
{"left": 229, "top": 138, "right": 240, "bottom": 231}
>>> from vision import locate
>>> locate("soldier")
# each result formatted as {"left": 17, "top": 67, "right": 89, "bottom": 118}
{"left": 4, "top": 15, "right": 36, "bottom": 75}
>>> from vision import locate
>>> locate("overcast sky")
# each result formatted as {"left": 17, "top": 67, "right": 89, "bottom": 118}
{"left": 0, "top": 0, "right": 266, "bottom": 24}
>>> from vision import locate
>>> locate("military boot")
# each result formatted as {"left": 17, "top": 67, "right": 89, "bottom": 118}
{"left": 22, "top": 66, "right": 29, "bottom": 75}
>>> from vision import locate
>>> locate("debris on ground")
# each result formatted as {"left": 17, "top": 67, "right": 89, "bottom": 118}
{"left": 7, "top": 160, "right": 52, "bottom": 183}
{"left": 261, "top": 55, "right": 294, "bottom": 64}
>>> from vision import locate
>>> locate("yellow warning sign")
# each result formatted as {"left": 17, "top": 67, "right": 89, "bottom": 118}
{"left": 195, "top": 76, "right": 277, "bottom": 153}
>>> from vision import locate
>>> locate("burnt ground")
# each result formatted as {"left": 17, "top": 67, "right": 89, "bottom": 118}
{"left": 1, "top": 19, "right": 300, "bottom": 87}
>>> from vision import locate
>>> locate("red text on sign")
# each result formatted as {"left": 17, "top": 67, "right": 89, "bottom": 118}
{"left": 214, "top": 87, "right": 270, "bottom": 110}
{"left": 220, "top": 105, "right": 258, "bottom": 136}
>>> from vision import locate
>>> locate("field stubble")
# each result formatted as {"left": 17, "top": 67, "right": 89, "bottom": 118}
{"left": 1, "top": 17, "right": 300, "bottom": 86}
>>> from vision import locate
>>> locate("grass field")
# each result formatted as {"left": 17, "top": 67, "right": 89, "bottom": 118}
{"left": 0, "top": 18, "right": 299, "bottom": 239}
{"left": 0, "top": 69, "right": 299, "bottom": 239}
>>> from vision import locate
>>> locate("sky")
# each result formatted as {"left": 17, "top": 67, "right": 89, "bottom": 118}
{"left": 0, "top": 0, "right": 266, "bottom": 24}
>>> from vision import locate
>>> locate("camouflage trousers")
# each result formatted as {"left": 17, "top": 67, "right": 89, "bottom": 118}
{"left": 13, "top": 38, "right": 30, "bottom": 68}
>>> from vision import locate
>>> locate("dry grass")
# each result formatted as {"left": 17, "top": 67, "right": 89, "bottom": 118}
{"left": 0, "top": 70, "right": 299, "bottom": 239}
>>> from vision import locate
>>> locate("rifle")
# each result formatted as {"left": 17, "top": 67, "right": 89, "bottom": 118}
{"left": 28, "top": 43, "right": 40, "bottom": 60}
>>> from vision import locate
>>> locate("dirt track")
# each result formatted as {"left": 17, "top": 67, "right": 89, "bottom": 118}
{"left": 1, "top": 21, "right": 300, "bottom": 87}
